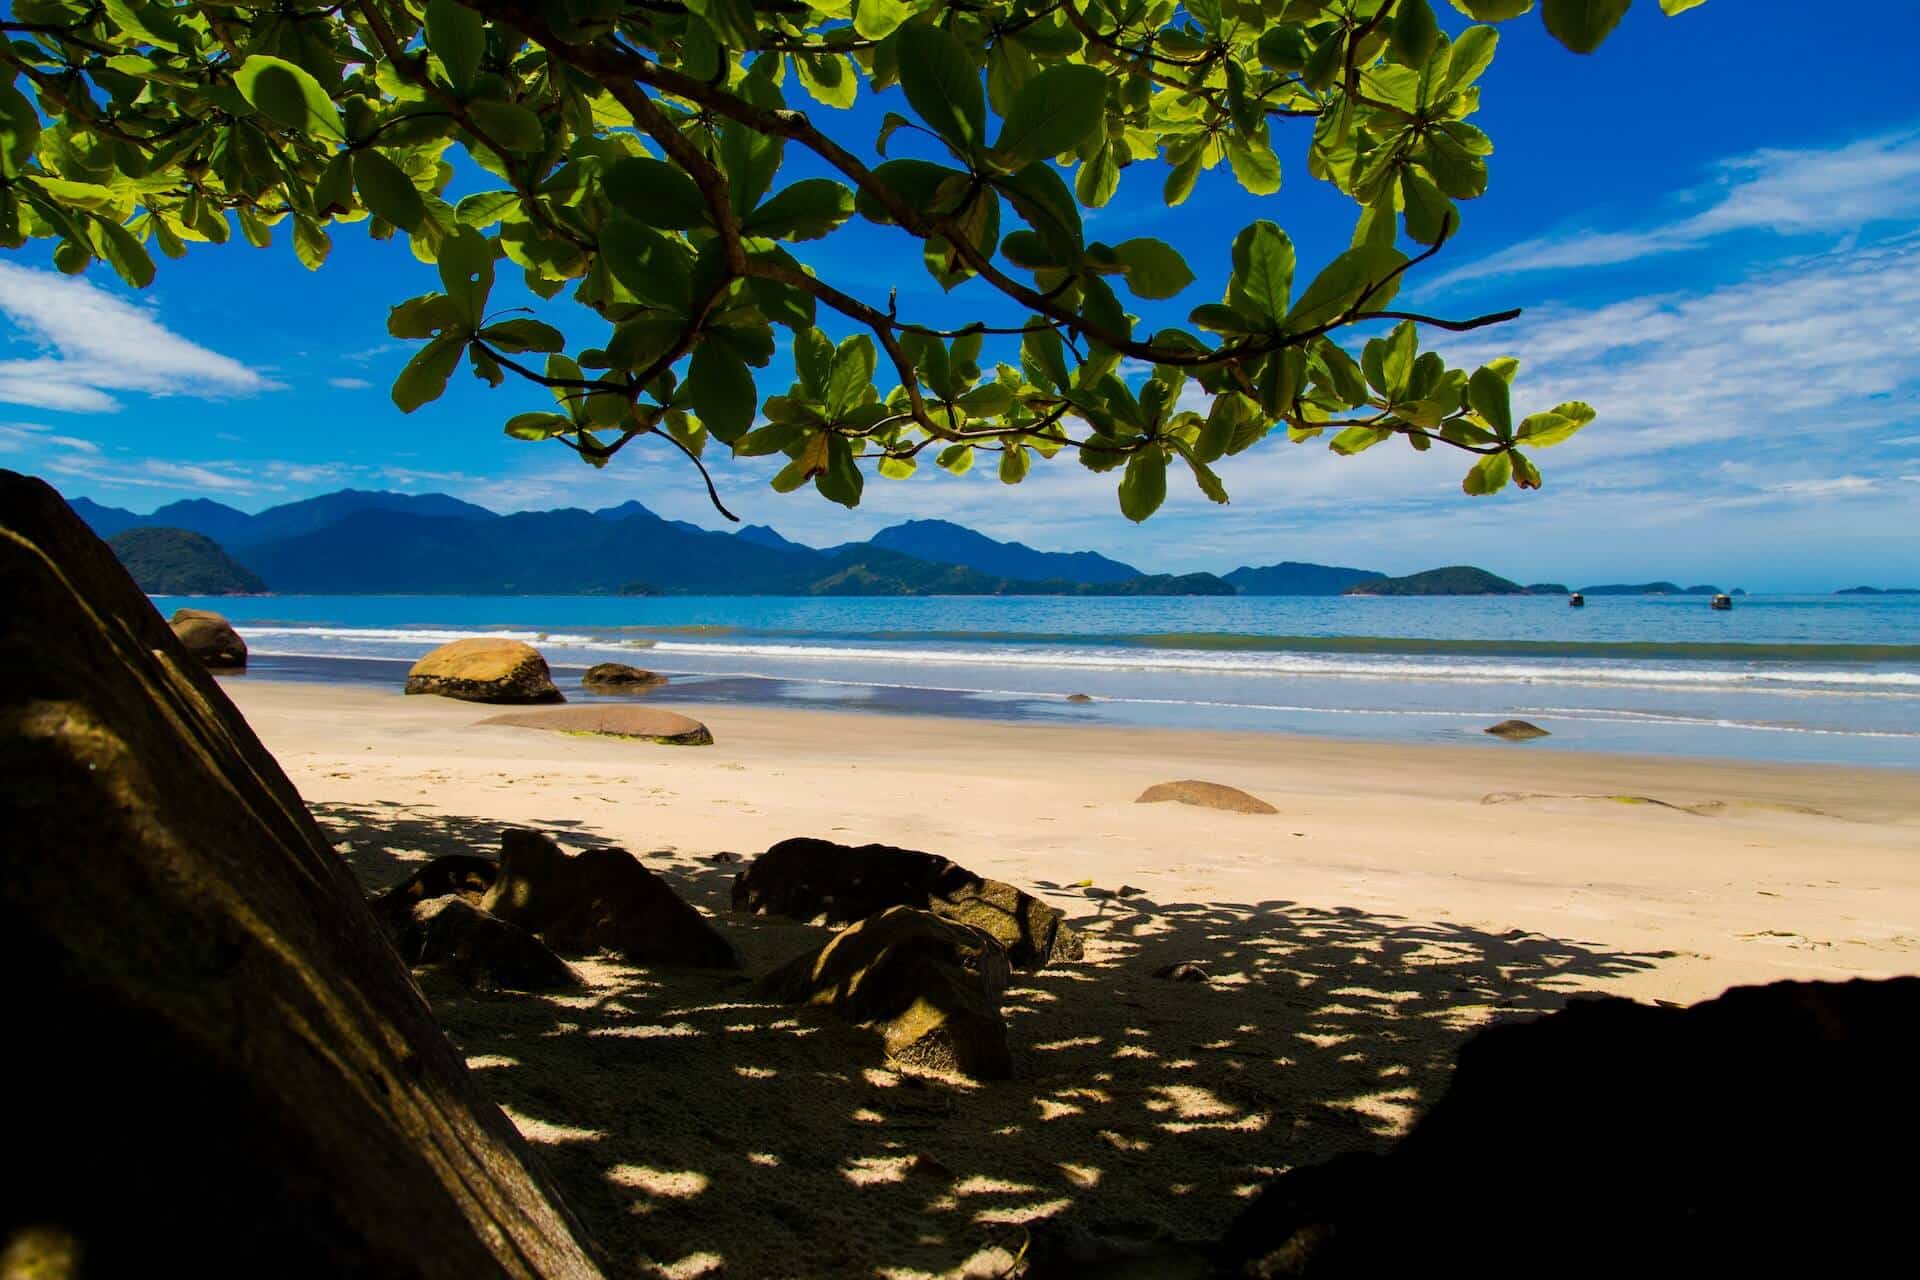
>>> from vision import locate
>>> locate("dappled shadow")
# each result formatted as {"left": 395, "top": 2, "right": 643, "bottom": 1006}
{"left": 316, "top": 802, "right": 1666, "bottom": 1278}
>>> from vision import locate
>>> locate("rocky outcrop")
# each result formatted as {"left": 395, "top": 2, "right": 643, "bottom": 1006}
{"left": 402, "top": 896, "right": 580, "bottom": 991}
{"left": 479, "top": 705, "right": 712, "bottom": 745}
{"left": 405, "top": 638, "right": 563, "bottom": 704}
{"left": 581, "top": 662, "right": 668, "bottom": 693}
{"left": 1135, "top": 779, "right": 1278, "bottom": 814}
{"left": 1484, "top": 719, "right": 1550, "bottom": 740}
{"left": 756, "top": 907, "right": 1014, "bottom": 1079}
{"left": 0, "top": 471, "right": 601, "bottom": 1276}
{"left": 169, "top": 606, "right": 247, "bottom": 670}
{"left": 1219, "top": 977, "right": 1920, "bottom": 1275}
{"left": 371, "top": 853, "right": 498, "bottom": 935}
{"left": 733, "top": 838, "right": 1082, "bottom": 970}
{"left": 481, "top": 829, "right": 735, "bottom": 968}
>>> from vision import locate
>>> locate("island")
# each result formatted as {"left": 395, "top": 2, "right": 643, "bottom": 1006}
{"left": 1837, "top": 586, "right": 1920, "bottom": 595}
{"left": 1345, "top": 566, "right": 1529, "bottom": 596}
{"left": 107, "top": 527, "right": 267, "bottom": 595}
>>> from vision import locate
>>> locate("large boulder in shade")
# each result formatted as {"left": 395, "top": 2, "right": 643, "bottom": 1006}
{"left": 733, "top": 837, "right": 1082, "bottom": 970}
{"left": 405, "top": 637, "right": 563, "bottom": 704}
{"left": 402, "top": 896, "right": 580, "bottom": 992}
{"left": 0, "top": 471, "right": 601, "bottom": 1277}
{"left": 480, "top": 829, "right": 736, "bottom": 968}
{"left": 1219, "top": 977, "right": 1920, "bottom": 1276}
{"left": 757, "top": 907, "right": 1014, "bottom": 1079}
{"left": 479, "top": 704, "right": 712, "bottom": 745}
{"left": 1135, "top": 779, "right": 1278, "bottom": 815}
{"left": 371, "top": 853, "right": 498, "bottom": 936}
{"left": 169, "top": 606, "right": 246, "bottom": 670}
{"left": 581, "top": 662, "right": 668, "bottom": 693}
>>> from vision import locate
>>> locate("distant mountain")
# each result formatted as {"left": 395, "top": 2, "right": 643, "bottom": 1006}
{"left": 735, "top": 523, "right": 811, "bottom": 553}
{"left": 69, "top": 497, "right": 143, "bottom": 538}
{"left": 146, "top": 497, "right": 257, "bottom": 547}
{"left": 1837, "top": 586, "right": 1920, "bottom": 595}
{"left": 108, "top": 527, "right": 266, "bottom": 595}
{"left": 1347, "top": 566, "right": 1528, "bottom": 596}
{"left": 867, "top": 519, "right": 1141, "bottom": 585}
{"left": 1224, "top": 561, "right": 1383, "bottom": 595}
{"left": 1578, "top": 582, "right": 1725, "bottom": 596}
{"left": 1526, "top": 582, "right": 1571, "bottom": 596}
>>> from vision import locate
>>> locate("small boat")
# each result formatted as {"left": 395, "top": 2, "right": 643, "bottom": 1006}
{"left": 1711, "top": 593, "right": 1733, "bottom": 611}
{"left": 1568, "top": 593, "right": 1585, "bottom": 608}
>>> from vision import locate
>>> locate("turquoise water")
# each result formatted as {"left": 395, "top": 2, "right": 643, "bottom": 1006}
{"left": 170, "top": 593, "right": 1920, "bottom": 767}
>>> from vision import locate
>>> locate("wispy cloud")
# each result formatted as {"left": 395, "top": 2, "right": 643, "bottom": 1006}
{"left": 1429, "top": 127, "right": 1920, "bottom": 289}
{"left": 0, "top": 262, "right": 276, "bottom": 412}
{"left": 327, "top": 376, "right": 374, "bottom": 390}
{"left": 42, "top": 453, "right": 348, "bottom": 497}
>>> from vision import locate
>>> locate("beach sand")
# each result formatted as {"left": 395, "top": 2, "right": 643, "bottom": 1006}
{"left": 228, "top": 679, "right": 1920, "bottom": 1277}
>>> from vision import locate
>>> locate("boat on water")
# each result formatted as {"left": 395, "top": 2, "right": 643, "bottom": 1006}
{"left": 1711, "top": 594, "right": 1733, "bottom": 611}
{"left": 1569, "top": 592, "right": 1585, "bottom": 608}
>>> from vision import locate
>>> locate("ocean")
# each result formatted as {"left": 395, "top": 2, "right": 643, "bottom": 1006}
{"left": 161, "top": 593, "right": 1920, "bottom": 768}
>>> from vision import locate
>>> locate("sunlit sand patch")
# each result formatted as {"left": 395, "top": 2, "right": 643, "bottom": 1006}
{"left": 1032, "top": 1035, "right": 1101, "bottom": 1051}
{"left": 1296, "top": 1031, "right": 1353, "bottom": 1049}
{"left": 733, "top": 1065, "right": 776, "bottom": 1079}
{"left": 973, "top": 1197, "right": 1072, "bottom": 1225}
{"left": 1099, "top": 1129, "right": 1151, "bottom": 1152}
{"left": 1054, "top": 1085, "right": 1113, "bottom": 1104}
{"left": 852, "top": 1107, "right": 886, "bottom": 1124}
{"left": 1337, "top": 1087, "right": 1423, "bottom": 1134}
{"left": 863, "top": 1067, "right": 901, "bottom": 1087}
{"left": 610, "top": 1166, "right": 709, "bottom": 1198}
{"left": 953, "top": 1175, "right": 1039, "bottom": 1196}
{"left": 499, "top": 1106, "right": 605, "bottom": 1144}
{"left": 1145, "top": 1084, "right": 1237, "bottom": 1121}
{"left": 842, "top": 1155, "right": 915, "bottom": 1186}
{"left": 1160, "top": 1113, "right": 1271, "bottom": 1135}
{"left": 1035, "top": 1098, "right": 1082, "bottom": 1121}
{"left": 745, "top": 1152, "right": 781, "bottom": 1167}
{"left": 643, "top": 1250, "right": 724, "bottom": 1279}
{"left": 1058, "top": 1162, "right": 1102, "bottom": 1188}
{"left": 588, "top": 1022, "right": 700, "bottom": 1039}
{"left": 463, "top": 1054, "right": 518, "bottom": 1070}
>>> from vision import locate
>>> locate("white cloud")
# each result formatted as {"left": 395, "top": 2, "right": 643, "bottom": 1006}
{"left": 1429, "top": 127, "right": 1920, "bottom": 288}
{"left": 39, "top": 453, "right": 349, "bottom": 497}
{"left": 327, "top": 376, "right": 374, "bottom": 390}
{"left": 0, "top": 262, "right": 276, "bottom": 412}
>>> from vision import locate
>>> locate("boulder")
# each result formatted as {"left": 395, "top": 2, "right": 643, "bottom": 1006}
{"left": 0, "top": 471, "right": 601, "bottom": 1276}
{"left": 405, "top": 638, "right": 563, "bottom": 704}
{"left": 371, "top": 853, "right": 498, "bottom": 936}
{"left": 1135, "top": 779, "right": 1278, "bottom": 815}
{"left": 478, "top": 704, "right": 712, "bottom": 746}
{"left": 581, "top": 662, "right": 668, "bottom": 693}
{"left": 480, "top": 829, "right": 735, "bottom": 968}
{"left": 1065, "top": 693, "right": 1094, "bottom": 704}
{"left": 1485, "top": 718, "right": 1550, "bottom": 740}
{"left": 402, "top": 896, "right": 580, "bottom": 991}
{"left": 756, "top": 907, "right": 1014, "bottom": 1079}
{"left": 733, "top": 837, "right": 1082, "bottom": 970}
{"left": 1219, "top": 977, "right": 1920, "bottom": 1275}
{"left": 169, "top": 606, "right": 247, "bottom": 670}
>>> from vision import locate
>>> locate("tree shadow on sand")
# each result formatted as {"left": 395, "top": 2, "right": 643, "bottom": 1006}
{"left": 316, "top": 800, "right": 1668, "bottom": 1278}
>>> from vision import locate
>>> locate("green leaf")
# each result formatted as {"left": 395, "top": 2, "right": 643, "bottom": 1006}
{"left": 999, "top": 444, "right": 1030, "bottom": 485}
{"left": 91, "top": 217, "right": 155, "bottom": 288}
{"left": 1225, "top": 135, "right": 1282, "bottom": 196}
{"left": 437, "top": 226, "right": 494, "bottom": 325}
{"left": 1330, "top": 426, "right": 1392, "bottom": 455}
{"left": 467, "top": 100, "right": 544, "bottom": 152}
{"left": 1231, "top": 221, "right": 1295, "bottom": 324}
{"left": 1462, "top": 450, "right": 1513, "bottom": 495}
{"left": 393, "top": 333, "right": 465, "bottom": 412}
{"left": 292, "top": 215, "right": 330, "bottom": 270}
{"left": 992, "top": 64, "right": 1108, "bottom": 169}
{"left": 684, "top": 0, "right": 756, "bottom": 48}
{"left": 606, "top": 314, "right": 683, "bottom": 372}
{"left": 817, "top": 435, "right": 864, "bottom": 507}
{"left": 795, "top": 327, "right": 834, "bottom": 398}
{"left": 854, "top": 0, "right": 911, "bottom": 40}
{"left": 1283, "top": 244, "right": 1403, "bottom": 332}
{"left": 0, "top": 80, "right": 42, "bottom": 180}
{"left": 235, "top": 56, "right": 343, "bottom": 142}
{"left": 1542, "top": 0, "right": 1633, "bottom": 53}
{"left": 388, "top": 293, "right": 459, "bottom": 339}
{"left": 1112, "top": 239, "right": 1194, "bottom": 300}
{"left": 1468, "top": 364, "right": 1514, "bottom": 437}
{"left": 794, "top": 52, "right": 858, "bottom": 110}
{"left": 826, "top": 334, "right": 876, "bottom": 416}
{"left": 1022, "top": 326, "right": 1072, "bottom": 390}
{"left": 1188, "top": 303, "right": 1265, "bottom": 336}
{"left": 719, "top": 117, "right": 784, "bottom": 216}
{"left": 1659, "top": 0, "right": 1708, "bottom": 13}
{"left": 895, "top": 23, "right": 986, "bottom": 157}
{"left": 1118, "top": 449, "right": 1168, "bottom": 522}
{"left": 1449, "top": 0, "right": 1534, "bottom": 18}
{"left": 743, "top": 179, "right": 855, "bottom": 241}
{"left": 425, "top": 0, "right": 486, "bottom": 96}
{"left": 997, "top": 163, "right": 1084, "bottom": 262}
{"left": 1444, "top": 26, "right": 1501, "bottom": 94}
{"left": 480, "top": 318, "right": 564, "bottom": 353}
{"left": 1392, "top": 0, "right": 1443, "bottom": 67}
{"left": 937, "top": 443, "right": 974, "bottom": 474}
{"left": 603, "top": 158, "right": 709, "bottom": 230}
{"left": 598, "top": 215, "right": 691, "bottom": 312}
{"left": 686, "top": 339, "right": 757, "bottom": 442}
{"left": 354, "top": 149, "right": 425, "bottom": 232}
{"left": 1516, "top": 400, "right": 1596, "bottom": 446}
{"left": 504, "top": 412, "right": 570, "bottom": 441}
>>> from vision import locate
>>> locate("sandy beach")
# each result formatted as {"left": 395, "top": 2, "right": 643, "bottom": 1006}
{"left": 228, "top": 678, "right": 1920, "bottom": 1277}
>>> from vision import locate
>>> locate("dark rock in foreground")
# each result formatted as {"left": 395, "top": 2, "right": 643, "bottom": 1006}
{"left": 734, "top": 837, "right": 1082, "bottom": 970}
{"left": 405, "top": 637, "right": 563, "bottom": 704}
{"left": 581, "top": 662, "right": 668, "bottom": 693}
{"left": 482, "top": 829, "right": 736, "bottom": 968}
{"left": 0, "top": 471, "right": 601, "bottom": 1277}
{"left": 403, "top": 896, "right": 580, "bottom": 991}
{"left": 1484, "top": 719, "right": 1550, "bottom": 740}
{"left": 1220, "top": 977, "right": 1920, "bottom": 1275}
{"left": 371, "top": 852, "right": 498, "bottom": 934}
{"left": 169, "top": 606, "right": 247, "bottom": 670}
{"left": 479, "top": 704, "right": 713, "bottom": 745}
{"left": 757, "top": 906, "right": 1014, "bottom": 1079}
{"left": 1136, "top": 779, "right": 1278, "bottom": 814}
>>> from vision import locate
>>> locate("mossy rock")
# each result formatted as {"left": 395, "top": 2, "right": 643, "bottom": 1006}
{"left": 405, "top": 637, "right": 563, "bottom": 704}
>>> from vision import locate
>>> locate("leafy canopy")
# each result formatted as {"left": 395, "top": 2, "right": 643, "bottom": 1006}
{"left": 0, "top": 0, "right": 1702, "bottom": 519}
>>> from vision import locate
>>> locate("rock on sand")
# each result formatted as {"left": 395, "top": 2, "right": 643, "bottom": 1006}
{"left": 405, "top": 637, "right": 563, "bottom": 704}
{"left": 1135, "top": 779, "right": 1278, "bottom": 815}
{"left": 479, "top": 704, "right": 713, "bottom": 745}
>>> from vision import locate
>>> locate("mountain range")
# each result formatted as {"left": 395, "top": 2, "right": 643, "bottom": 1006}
{"left": 65, "top": 487, "right": 1749, "bottom": 599}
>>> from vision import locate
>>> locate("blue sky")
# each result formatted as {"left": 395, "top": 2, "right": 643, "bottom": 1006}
{"left": 3, "top": 1, "right": 1917, "bottom": 590}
